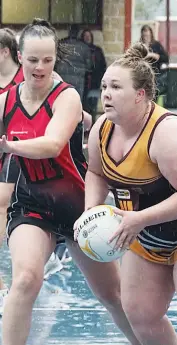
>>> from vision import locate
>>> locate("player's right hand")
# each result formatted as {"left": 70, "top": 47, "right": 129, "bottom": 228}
{"left": 73, "top": 218, "right": 80, "bottom": 241}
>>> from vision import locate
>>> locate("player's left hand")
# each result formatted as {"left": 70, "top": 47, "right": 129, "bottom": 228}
{"left": 0, "top": 135, "right": 10, "bottom": 153}
{"left": 108, "top": 208, "right": 145, "bottom": 251}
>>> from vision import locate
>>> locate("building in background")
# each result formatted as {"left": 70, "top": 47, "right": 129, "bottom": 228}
{"left": 0, "top": 0, "right": 131, "bottom": 66}
{"left": 132, "top": 0, "right": 177, "bottom": 62}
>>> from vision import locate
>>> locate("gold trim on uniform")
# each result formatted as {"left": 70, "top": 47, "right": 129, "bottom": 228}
{"left": 100, "top": 104, "right": 167, "bottom": 185}
{"left": 130, "top": 240, "right": 177, "bottom": 265}
{"left": 99, "top": 103, "right": 177, "bottom": 265}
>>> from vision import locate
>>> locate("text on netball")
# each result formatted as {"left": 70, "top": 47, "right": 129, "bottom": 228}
{"left": 78, "top": 211, "right": 107, "bottom": 230}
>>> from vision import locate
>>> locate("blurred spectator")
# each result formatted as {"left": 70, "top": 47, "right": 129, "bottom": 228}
{"left": 81, "top": 29, "right": 106, "bottom": 123}
{"left": 54, "top": 24, "right": 92, "bottom": 102}
{"left": 140, "top": 24, "right": 169, "bottom": 98}
{"left": 83, "top": 110, "right": 92, "bottom": 132}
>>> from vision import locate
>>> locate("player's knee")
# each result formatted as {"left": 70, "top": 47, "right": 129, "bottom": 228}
{"left": 122, "top": 295, "right": 167, "bottom": 329}
{"left": 12, "top": 268, "right": 43, "bottom": 298}
{"left": 93, "top": 287, "right": 121, "bottom": 309}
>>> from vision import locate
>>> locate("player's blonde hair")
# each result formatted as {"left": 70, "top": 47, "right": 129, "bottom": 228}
{"left": 112, "top": 42, "right": 156, "bottom": 100}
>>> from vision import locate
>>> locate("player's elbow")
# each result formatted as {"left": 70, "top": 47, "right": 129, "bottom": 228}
{"left": 49, "top": 140, "right": 62, "bottom": 158}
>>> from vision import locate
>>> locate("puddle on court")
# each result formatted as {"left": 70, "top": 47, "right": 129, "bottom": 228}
{"left": 0, "top": 241, "right": 177, "bottom": 344}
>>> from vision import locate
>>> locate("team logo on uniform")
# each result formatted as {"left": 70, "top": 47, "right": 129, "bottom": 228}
{"left": 116, "top": 189, "right": 130, "bottom": 200}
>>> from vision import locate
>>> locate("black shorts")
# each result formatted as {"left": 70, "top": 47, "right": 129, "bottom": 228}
{"left": 0, "top": 154, "right": 20, "bottom": 184}
{"left": 6, "top": 172, "right": 85, "bottom": 242}
{"left": 7, "top": 211, "right": 68, "bottom": 242}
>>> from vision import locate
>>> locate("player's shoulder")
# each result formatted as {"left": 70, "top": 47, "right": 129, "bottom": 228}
{"left": 92, "top": 114, "right": 107, "bottom": 131}
{"left": 54, "top": 84, "right": 82, "bottom": 111}
{"left": 154, "top": 112, "right": 177, "bottom": 138}
{"left": 88, "top": 114, "right": 107, "bottom": 144}
{"left": 150, "top": 112, "right": 177, "bottom": 161}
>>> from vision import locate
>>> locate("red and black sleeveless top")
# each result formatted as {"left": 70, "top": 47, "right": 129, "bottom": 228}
{"left": 0, "top": 66, "right": 24, "bottom": 94}
{"left": 3, "top": 80, "right": 87, "bottom": 190}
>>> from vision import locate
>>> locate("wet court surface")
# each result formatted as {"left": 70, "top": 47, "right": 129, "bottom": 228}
{"left": 0, "top": 240, "right": 177, "bottom": 345}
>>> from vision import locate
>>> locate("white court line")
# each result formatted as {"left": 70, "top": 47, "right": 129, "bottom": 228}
{"left": 33, "top": 307, "right": 105, "bottom": 311}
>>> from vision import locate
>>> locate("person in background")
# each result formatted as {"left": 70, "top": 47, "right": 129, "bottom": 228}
{"left": 81, "top": 29, "right": 106, "bottom": 124}
{"left": 55, "top": 24, "right": 92, "bottom": 102}
{"left": 140, "top": 24, "right": 169, "bottom": 99}
{"left": 0, "top": 28, "right": 24, "bottom": 315}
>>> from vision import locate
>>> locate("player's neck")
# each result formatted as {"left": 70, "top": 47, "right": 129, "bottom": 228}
{"left": 0, "top": 59, "right": 18, "bottom": 77}
{"left": 22, "top": 79, "right": 54, "bottom": 102}
{"left": 119, "top": 101, "right": 152, "bottom": 138}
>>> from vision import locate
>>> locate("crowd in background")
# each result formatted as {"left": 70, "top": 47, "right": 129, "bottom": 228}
{"left": 55, "top": 24, "right": 106, "bottom": 124}
{"left": 54, "top": 23, "right": 169, "bottom": 121}
{"left": 14, "top": 23, "right": 169, "bottom": 123}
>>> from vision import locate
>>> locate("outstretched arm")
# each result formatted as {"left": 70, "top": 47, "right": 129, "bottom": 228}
{"left": 0, "top": 88, "right": 82, "bottom": 159}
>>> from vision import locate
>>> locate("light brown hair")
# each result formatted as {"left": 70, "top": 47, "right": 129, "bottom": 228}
{"left": 112, "top": 42, "right": 156, "bottom": 100}
{"left": 19, "top": 18, "right": 68, "bottom": 62}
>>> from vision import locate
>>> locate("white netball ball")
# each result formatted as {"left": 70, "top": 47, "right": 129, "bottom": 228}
{"left": 77, "top": 205, "right": 125, "bottom": 262}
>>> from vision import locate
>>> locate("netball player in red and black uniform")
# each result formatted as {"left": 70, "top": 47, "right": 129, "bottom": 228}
{"left": 0, "top": 19, "right": 85, "bottom": 344}
{"left": 0, "top": 28, "right": 90, "bottom": 287}
{"left": 0, "top": 28, "right": 68, "bottom": 294}
{"left": 0, "top": 28, "right": 24, "bottom": 313}
{"left": 0, "top": 19, "right": 138, "bottom": 345}
{"left": 0, "top": 28, "right": 24, "bottom": 212}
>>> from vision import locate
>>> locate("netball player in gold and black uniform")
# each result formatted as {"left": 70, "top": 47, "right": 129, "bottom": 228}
{"left": 75, "top": 43, "right": 177, "bottom": 345}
